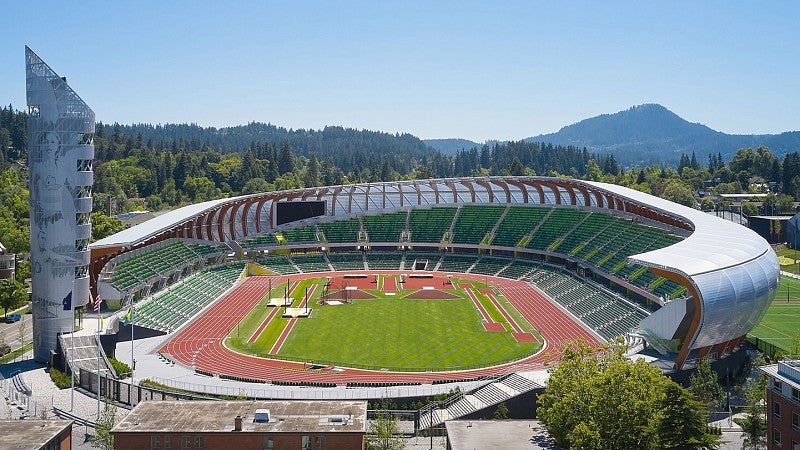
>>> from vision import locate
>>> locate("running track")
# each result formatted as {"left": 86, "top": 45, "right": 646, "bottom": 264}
{"left": 159, "top": 271, "right": 601, "bottom": 385}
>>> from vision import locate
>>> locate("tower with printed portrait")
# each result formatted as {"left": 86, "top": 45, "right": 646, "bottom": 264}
{"left": 26, "top": 46, "right": 94, "bottom": 362}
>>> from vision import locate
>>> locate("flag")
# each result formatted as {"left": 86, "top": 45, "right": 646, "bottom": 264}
{"left": 62, "top": 292, "right": 72, "bottom": 311}
{"left": 94, "top": 295, "right": 102, "bottom": 312}
{"left": 121, "top": 307, "right": 132, "bottom": 326}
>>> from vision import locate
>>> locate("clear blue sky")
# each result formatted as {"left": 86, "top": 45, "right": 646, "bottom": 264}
{"left": 1, "top": 1, "right": 798, "bottom": 142}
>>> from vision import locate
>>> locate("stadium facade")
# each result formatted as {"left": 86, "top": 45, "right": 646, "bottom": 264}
{"left": 90, "top": 177, "right": 779, "bottom": 369}
{"left": 27, "top": 47, "right": 95, "bottom": 362}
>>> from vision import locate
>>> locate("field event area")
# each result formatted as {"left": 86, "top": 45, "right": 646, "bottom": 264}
{"left": 223, "top": 273, "right": 542, "bottom": 372}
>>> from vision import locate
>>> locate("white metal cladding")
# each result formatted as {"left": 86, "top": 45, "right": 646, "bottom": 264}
{"left": 586, "top": 181, "right": 779, "bottom": 351}
{"left": 689, "top": 250, "right": 778, "bottom": 348}
{"left": 27, "top": 47, "right": 95, "bottom": 362}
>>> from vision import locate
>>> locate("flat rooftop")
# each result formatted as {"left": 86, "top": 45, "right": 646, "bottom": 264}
{"left": 0, "top": 420, "right": 72, "bottom": 449}
{"left": 112, "top": 400, "right": 367, "bottom": 434}
{"left": 445, "top": 420, "right": 558, "bottom": 450}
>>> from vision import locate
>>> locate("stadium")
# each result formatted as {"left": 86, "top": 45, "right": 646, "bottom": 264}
{"left": 81, "top": 176, "right": 778, "bottom": 407}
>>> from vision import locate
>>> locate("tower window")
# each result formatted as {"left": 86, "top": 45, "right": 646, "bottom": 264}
{"left": 77, "top": 159, "right": 93, "bottom": 171}
{"left": 74, "top": 265, "right": 88, "bottom": 279}
{"left": 78, "top": 132, "right": 94, "bottom": 145}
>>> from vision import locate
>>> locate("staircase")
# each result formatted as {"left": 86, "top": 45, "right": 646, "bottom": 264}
{"left": 418, "top": 370, "right": 546, "bottom": 429}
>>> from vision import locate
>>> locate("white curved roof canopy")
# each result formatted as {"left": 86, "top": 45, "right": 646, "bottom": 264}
{"left": 587, "top": 181, "right": 779, "bottom": 353}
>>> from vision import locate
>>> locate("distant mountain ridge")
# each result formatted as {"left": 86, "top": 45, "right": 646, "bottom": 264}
{"left": 528, "top": 104, "right": 800, "bottom": 166}
{"left": 424, "top": 104, "right": 800, "bottom": 166}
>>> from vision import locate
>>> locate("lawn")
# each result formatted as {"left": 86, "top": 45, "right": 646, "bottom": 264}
{"left": 748, "top": 274, "right": 800, "bottom": 355}
{"left": 226, "top": 276, "right": 541, "bottom": 372}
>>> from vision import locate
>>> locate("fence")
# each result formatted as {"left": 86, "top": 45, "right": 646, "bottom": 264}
{"left": 747, "top": 336, "right": 786, "bottom": 360}
{"left": 75, "top": 368, "right": 491, "bottom": 405}
{"left": 78, "top": 370, "right": 217, "bottom": 408}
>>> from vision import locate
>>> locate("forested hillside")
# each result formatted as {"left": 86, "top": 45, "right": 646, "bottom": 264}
{"left": 3, "top": 103, "right": 800, "bottom": 260}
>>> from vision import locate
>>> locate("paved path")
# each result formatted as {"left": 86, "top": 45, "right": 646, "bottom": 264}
{"left": 1, "top": 351, "right": 130, "bottom": 450}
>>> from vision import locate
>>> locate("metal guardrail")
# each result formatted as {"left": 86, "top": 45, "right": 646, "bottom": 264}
{"left": 52, "top": 407, "right": 96, "bottom": 428}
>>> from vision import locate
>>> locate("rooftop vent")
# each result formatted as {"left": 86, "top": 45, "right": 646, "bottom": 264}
{"left": 253, "top": 409, "right": 270, "bottom": 423}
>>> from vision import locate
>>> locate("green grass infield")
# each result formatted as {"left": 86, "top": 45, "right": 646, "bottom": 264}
{"left": 225, "top": 275, "right": 542, "bottom": 372}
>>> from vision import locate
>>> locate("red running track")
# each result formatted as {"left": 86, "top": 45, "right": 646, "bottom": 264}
{"left": 160, "top": 271, "right": 601, "bottom": 385}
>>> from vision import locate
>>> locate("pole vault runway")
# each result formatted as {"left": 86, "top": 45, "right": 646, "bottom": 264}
{"left": 159, "top": 271, "right": 601, "bottom": 385}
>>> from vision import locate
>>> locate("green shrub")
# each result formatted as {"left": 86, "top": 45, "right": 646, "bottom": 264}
{"left": 108, "top": 358, "right": 131, "bottom": 378}
{"left": 0, "top": 343, "right": 10, "bottom": 356}
{"left": 49, "top": 368, "right": 75, "bottom": 389}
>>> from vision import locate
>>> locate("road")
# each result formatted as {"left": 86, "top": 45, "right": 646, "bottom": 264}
{"left": 0, "top": 313, "right": 33, "bottom": 350}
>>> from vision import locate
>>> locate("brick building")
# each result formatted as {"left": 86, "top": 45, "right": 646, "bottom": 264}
{"left": 0, "top": 420, "right": 72, "bottom": 449}
{"left": 111, "top": 400, "right": 367, "bottom": 450}
{"left": 762, "top": 360, "right": 800, "bottom": 450}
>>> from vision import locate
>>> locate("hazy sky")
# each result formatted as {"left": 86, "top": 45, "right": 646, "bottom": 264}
{"left": 1, "top": 1, "right": 798, "bottom": 142}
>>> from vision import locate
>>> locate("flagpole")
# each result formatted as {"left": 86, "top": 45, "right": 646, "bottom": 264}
{"left": 130, "top": 305, "right": 134, "bottom": 385}
{"left": 96, "top": 298, "right": 101, "bottom": 421}
{"left": 70, "top": 313, "right": 74, "bottom": 411}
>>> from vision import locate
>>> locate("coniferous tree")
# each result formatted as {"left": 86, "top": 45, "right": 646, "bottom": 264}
{"left": 278, "top": 140, "right": 296, "bottom": 174}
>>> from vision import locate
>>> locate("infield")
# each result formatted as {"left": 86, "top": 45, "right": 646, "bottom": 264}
{"left": 225, "top": 275, "right": 542, "bottom": 372}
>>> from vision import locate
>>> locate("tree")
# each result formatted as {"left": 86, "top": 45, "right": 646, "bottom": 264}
{"left": 735, "top": 377, "right": 767, "bottom": 450}
{"left": 90, "top": 212, "right": 126, "bottom": 243}
{"left": 366, "top": 409, "right": 404, "bottom": 450}
{"left": 89, "top": 398, "right": 117, "bottom": 450}
{"left": 661, "top": 180, "right": 696, "bottom": 207}
{"left": 242, "top": 177, "right": 273, "bottom": 195}
{"left": 656, "top": 380, "right": 721, "bottom": 450}
{"left": 0, "top": 278, "right": 26, "bottom": 318}
{"left": 509, "top": 157, "right": 525, "bottom": 176}
{"left": 688, "top": 358, "right": 725, "bottom": 415}
{"left": 539, "top": 340, "right": 718, "bottom": 450}
{"left": 741, "top": 201, "right": 759, "bottom": 217}
{"left": 305, "top": 153, "right": 321, "bottom": 187}
{"left": 494, "top": 401, "right": 509, "bottom": 419}
{"left": 538, "top": 340, "right": 666, "bottom": 449}
{"left": 277, "top": 140, "right": 296, "bottom": 175}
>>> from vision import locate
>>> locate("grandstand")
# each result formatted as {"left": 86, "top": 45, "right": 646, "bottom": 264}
{"left": 100, "top": 239, "right": 228, "bottom": 299}
{"left": 365, "top": 252, "right": 404, "bottom": 270}
{"left": 318, "top": 218, "right": 360, "bottom": 243}
{"left": 131, "top": 263, "right": 244, "bottom": 333}
{"left": 363, "top": 212, "right": 407, "bottom": 243}
{"left": 326, "top": 252, "right": 366, "bottom": 271}
{"left": 451, "top": 205, "right": 505, "bottom": 244}
{"left": 491, "top": 206, "right": 550, "bottom": 247}
{"left": 291, "top": 253, "right": 331, "bottom": 273}
{"left": 523, "top": 265, "right": 646, "bottom": 340}
{"left": 280, "top": 225, "right": 318, "bottom": 244}
{"left": 408, "top": 207, "right": 456, "bottom": 243}
{"left": 437, "top": 253, "right": 479, "bottom": 273}
{"left": 255, "top": 254, "right": 299, "bottom": 275}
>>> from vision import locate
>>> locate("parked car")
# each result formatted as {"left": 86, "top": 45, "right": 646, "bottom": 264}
{"left": 5, "top": 314, "right": 21, "bottom": 324}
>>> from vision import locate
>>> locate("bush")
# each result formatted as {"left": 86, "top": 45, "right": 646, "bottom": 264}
{"left": 49, "top": 368, "right": 75, "bottom": 389}
{"left": 0, "top": 343, "right": 10, "bottom": 356}
{"left": 108, "top": 358, "right": 131, "bottom": 378}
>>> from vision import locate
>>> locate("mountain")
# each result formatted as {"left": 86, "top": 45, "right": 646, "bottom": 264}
{"left": 527, "top": 104, "right": 800, "bottom": 166}
{"left": 423, "top": 138, "right": 481, "bottom": 155}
